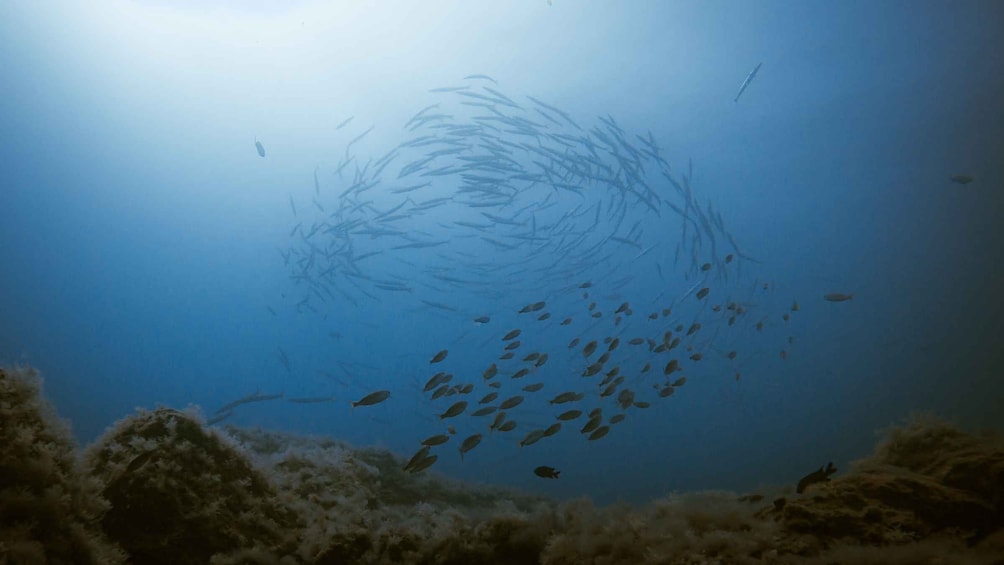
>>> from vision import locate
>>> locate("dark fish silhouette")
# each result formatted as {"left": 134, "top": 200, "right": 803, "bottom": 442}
{"left": 534, "top": 465, "right": 560, "bottom": 479}
{"left": 796, "top": 461, "right": 837, "bottom": 493}
{"left": 254, "top": 138, "right": 265, "bottom": 157}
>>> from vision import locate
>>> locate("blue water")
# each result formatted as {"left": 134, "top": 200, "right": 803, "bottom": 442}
{"left": 1, "top": 0, "right": 1001, "bottom": 504}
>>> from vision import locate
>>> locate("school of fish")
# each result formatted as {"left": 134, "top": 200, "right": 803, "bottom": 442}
{"left": 224, "top": 76, "right": 844, "bottom": 478}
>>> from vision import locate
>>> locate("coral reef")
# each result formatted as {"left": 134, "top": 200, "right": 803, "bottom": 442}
{"left": 4, "top": 364, "right": 1004, "bottom": 564}
{"left": 0, "top": 366, "right": 126, "bottom": 564}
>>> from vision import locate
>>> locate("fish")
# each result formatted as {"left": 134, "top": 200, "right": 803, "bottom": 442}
{"left": 499, "top": 395, "right": 524, "bottom": 409}
{"left": 439, "top": 401, "right": 468, "bottom": 419}
{"left": 421, "top": 434, "right": 450, "bottom": 446}
{"left": 520, "top": 429, "right": 547, "bottom": 447}
{"left": 550, "top": 392, "right": 580, "bottom": 405}
{"left": 503, "top": 329, "right": 522, "bottom": 341}
{"left": 254, "top": 138, "right": 265, "bottom": 157}
{"left": 796, "top": 462, "right": 837, "bottom": 494}
{"left": 734, "top": 62, "right": 763, "bottom": 103}
{"left": 464, "top": 74, "right": 499, "bottom": 85}
{"left": 583, "top": 341, "right": 598, "bottom": 357}
{"left": 557, "top": 409, "right": 582, "bottom": 421}
{"left": 609, "top": 414, "right": 626, "bottom": 425}
{"left": 471, "top": 405, "right": 498, "bottom": 417}
{"left": 588, "top": 425, "right": 610, "bottom": 441}
{"left": 424, "top": 372, "right": 452, "bottom": 392}
{"left": 490, "top": 412, "right": 507, "bottom": 432}
{"left": 473, "top": 315, "right": 491, "bottom": 325}
{"left": 823, "top": 293, "right": 854, "bottom": 302}
{"left": 482, "top": 364, "right": 498, "bottom": 381}
{"left": 534, "top": 465, "right": 560, "bottom": 479}
{"left": 430, "top": 349, "right": 449, "bottom": 363}
{"left": 950, "top": 174, "right": 974, "bottom": 185}
{"left": 504, "top": 340, "right": 521, "bottom": 351}
{"left": 459, "top": 434, "right": 483, "bottom": 459}
{"left": 335, "top": 116, "right": 354, "bottom": 130}
{"left": 696, "top": 287, "right": 710, "bottom": 300}
{"left": 407, "top": 454, "right": 438, "bottom": 473}
{"left": 498, "top": 421, "right": 517, "bottom": 432}
{"left": 403, "top": 446, "right": 431, "bottom": 472}
{"left": 351, "top": 390, "right": 391, "bottom": 409}
{"left": 512, "top": 368, "right": 530, "bottom": 379}
{"left": 522, "top": 382, "right": 544, "bottom": 392}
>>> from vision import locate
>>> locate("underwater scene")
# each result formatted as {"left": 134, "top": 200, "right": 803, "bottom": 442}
{"left": 1, "top": 1, "right": 1003, "bottom": 563}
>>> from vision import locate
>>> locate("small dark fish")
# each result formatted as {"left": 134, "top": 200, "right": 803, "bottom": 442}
{"left": 696, "top": 287, "right": 710, "bottom": 300}
{"left": 504, "top": 340, "right": 521, "bottom": 351}
{"left": 254, "top": 138, "right": 265, "bottom": 157}
{"left": 561, "top": 318, "right": 572, "bottom": 325}
{"left": 557, "top": 409, "right": 582, "bottom": 421}
{"left": 421, "top": 434, "right": 450, "bottom": 446}
{"left": 458, "top": 434, "right": 483, "bottom": 460}
{"left": 950, "top": 174, "right": 974, "bottom": 185}
{"left": 534, "top": 465, "right": 560, "bottom": 479}
{"left": 351, "top": 390, "right": 390, "bottom": 409}
{"left": 499, "top": 395, "right": 525, "bottom": 409}
{"left": 473, "top": 315, "right": 491, "bottom": 325}
{"left": 483, "top": 363, "right": 498, "bottom": 380}
{"left": 588, "top": 425, "right": 610, "bottom": 441}
{"left": 403, "top": 446, "right": 431, "bottom": 471}
{"left": 471, "top": 405, "right": 498, "bottom": 417}
{"left": 823, "top": 293, "right": 854, "bottom": 302}
{"left": 430, "top": 349, "right": 449, "bottom": 363}
{"left": 503, "top": 329, "right": 522, "bottom": 341}
{"left": 439, "top": 401, "right": 468, "bottom": 419}
{"left": 796, "top": 462, "right": 837, "bottom": 494}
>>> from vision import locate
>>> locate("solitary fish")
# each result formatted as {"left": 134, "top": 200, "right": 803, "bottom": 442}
{"left": 950, "top": 174, "right": 974, "bottom": 185}
{"left": 823, "top": 293, "right": 854, "bottom": 302}
{"left": 473, "top": 315, "right": 491, "bottom": 325}
{"left": 254, "top": 138, "right": 265, "bottom": 157}
{"left": 430, "top": 349, "right": 449, "bottom": 363}
{"left": 734, "top": 62, "right": 762, "bottom": 103}
{"left": 351, "top": 390, "right": 390, "bottom": 409}
{"left": 534, "top": 465, "right": 560, "bottom": 479}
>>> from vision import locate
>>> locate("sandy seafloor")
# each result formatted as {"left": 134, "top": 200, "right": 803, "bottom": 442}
{"left": 3, "top": 365, "right": 1003, "bottom": 565}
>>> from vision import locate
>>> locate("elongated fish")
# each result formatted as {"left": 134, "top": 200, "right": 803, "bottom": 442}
{"left": 734, "top": 62, "right": 762, "bottom": 103}
{"left": 254, "top": 138, "right": 265, "bottom": 157}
